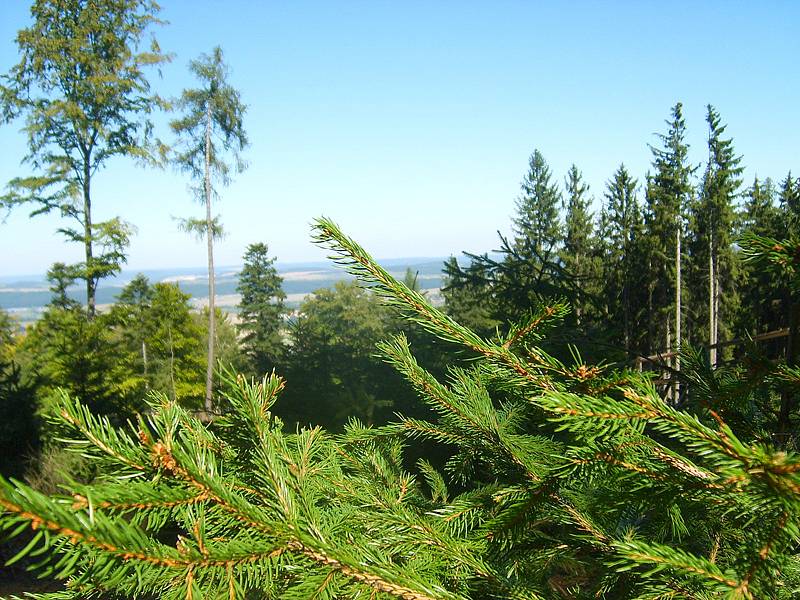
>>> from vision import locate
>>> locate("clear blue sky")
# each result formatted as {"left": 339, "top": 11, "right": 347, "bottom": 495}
{"left": 1, "top": 1, "right": 798, "bottom": 276}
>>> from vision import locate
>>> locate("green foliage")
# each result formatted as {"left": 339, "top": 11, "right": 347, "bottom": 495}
{"left": 0, "top": 310, "right": 38, "bottom": 478}
{"left": 16, "top": 306, "right": 126, "bottom": 419}
{"left": 442, "top": 151, "right": 581, "bottom": 355}
{"left": 1, "top": 221, "right": 798, "bottom": 599}
{"left": 45, "top": 263, "right": 80, "bottom": 311}
{"left": 0, "top": 0, "right": 169, "bottom": 314}
{"left": 643, "top": 102, "right": 695, "bottom": 351}
{"left": 441, "top": 256, "right": 500, "bottom": 339}
{"left": 514, "top": 149, "right": 562, "bottom": 259}
{"left": 282, "top": 280, "right": 414, "bottom": 428}
{"left": 236, "top": 242, "right": 286, "bottom": 378}
{"left": 170, "top": 46, "right": 248, "bottom": 187}
{"left": 599, "top": 164, "right": 647, "bottom": 353}
{"left": 102, "top": 277, "right": 206, "bottom": 411}
{"left": 170, "top": 45, "right": 249, "bottom": 410}
{"left": 561, "top": 164, "right": 600, "bottom": 327}
{"left": 779, "top": 173, "right": 800, "bottom": 240}
{"left": 687, "top": 105, "right": 743, "bottom": 350}
{"left": 737, "top": 177, "right": 783, "bottom": 335}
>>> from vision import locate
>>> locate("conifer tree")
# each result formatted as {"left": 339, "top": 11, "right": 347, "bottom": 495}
{"left": 170, "top": 46, "right": 248, "bottom": 412}
{"left": 645, "top": 103, "right": 695, "bottom": 389}
{"left": 737, "top": 177, "right": 782, "bottom": 334}
{"left": 1, "top": 220, "right": 799, "bottom": 599}
{"left": 498, "top": 149, "right": 566, "bottom": 324}
{"left": 779, "top": 172, "right": 800, "bottom": 239}
{"left": 602, "top": 164, "right": 644, "bottom": 352}
{"left": 0, "top": 0, "right": 169, "bottom": 317}
{"left": 689, "top": 105, "right": 743, "bottom": 364}
{"left": 513, "top": 149, "right": 562, "bottom": 261}
{"left": 441, "top": 256, "right": 500, "bottom": 338}
{"left": 236, "top": 242, "right": 286, "bottom": 377}
{"left": 561, "top": 164, "right": 596, "bottom": 326}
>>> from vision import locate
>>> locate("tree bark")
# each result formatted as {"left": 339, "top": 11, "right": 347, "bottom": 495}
{"left": 674, "top": 226, "right": 681, "bottom": 400}
{"left": 204, "top": 102, "right": 215, "bottom": 413}
{"left": 709, "top": 236, "right": 716, "bottom": 366}
{"left": 777, "top": 299, "right": 800, "bottom": 447}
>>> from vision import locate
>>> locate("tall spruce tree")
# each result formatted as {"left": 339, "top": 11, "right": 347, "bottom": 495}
{"left": 561, "top": 164, "right": 596, "bottom": 326}
{"left": 690, "top": 105, "right": 743, "bottom": 364}
{"left": 779, "top": 172, "right": 800, "bottom": 239}
{"left": 236, "top": 243, "right": 286, "bottom": 378}
{"left": 603, "top": 164, "right": 644, "bottom": 352}
{"left": 499, "top": 149, "right": 565, "bottom": 323}
{"left": 736, "top": 177, "right": 782, "bottom": 335}
{"left": 513, "top": 149, "right": 562, "bottom": 260}
{"left": 170, "top": 46, "right": 248, "bottom": 412}
{"left": 0, "top": 0, "right": 169, "bottom": 317}
{"left": 645, "top": 103, "right": 695, "bottom": 391}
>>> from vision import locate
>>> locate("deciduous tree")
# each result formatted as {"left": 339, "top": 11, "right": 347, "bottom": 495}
{"left": 1, "top": 0, "right": 169, "bottom": 316}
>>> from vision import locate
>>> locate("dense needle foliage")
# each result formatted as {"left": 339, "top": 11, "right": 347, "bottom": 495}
{"left": 0, "top": 220, "right": 798, "bottom": 600}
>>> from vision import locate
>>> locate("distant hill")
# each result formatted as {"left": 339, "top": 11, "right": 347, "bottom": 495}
{"left": 0, "top": 257, "right": 449, "bottom": 326}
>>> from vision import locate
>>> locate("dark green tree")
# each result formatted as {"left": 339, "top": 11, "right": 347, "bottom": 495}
{"left": 644, "top": 103, "right": 695, "bottom": 384}
{"left": 737, "top": 178, "right": 782, "bottom": 335}
{"left": 778, "top": 172, "right": 800, "bottom": 239}
{"left": 170, "top": 46, "right": 248, "bottom": 412}
{"left": 512, "top": 148, "right": 562, "bottom": 263}
{"left": 236, "top": 242, "right": 286, "bottom": 378}
{"left": 561, "top": 164, "right": 598, "bottom": 326}
{"left": 0, "top": 0, "right": 169, "bottom": 316}
{"left": 0, "top": 310, "right": 37, "bottom": 478}
{"left": 689, "top": 105, "right": 743, "bottom": 363}
{"left": 282, "top": 281, "right": 411, "bottom": 429}
{"left": 441, "top": 256, "right": 500, "bottom": 339}
{"left": 443, "top": 151, "right": 578, "bottom": 358}
{"left": 602, "top": 164, "right": 645, "bottom": 353}
{"left": 15, "top": 306, "right": 122, "bottom": 418}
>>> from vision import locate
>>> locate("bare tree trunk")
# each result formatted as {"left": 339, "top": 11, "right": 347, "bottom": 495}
{"left": 168, "top": 324, "right": 176, "bottom": 403}
{"left": 777, "top": 300, "right": 800, "bottom": 448}
{"left": 666, "top": 318, "right": 672, "bottom": 403}
{"left": 647, "top": 257, "right": 654, "bottom": 355}
{"left": 675, "top": 226, "right": 681, "bottom": 400}
{"left": 713, "top": 254, "right": 720, "bottom": 363}
{"left": 709, "top": 236, "right": 716, "bottom": 366}
{"left": 204, "top": 102, "right": 215, "bottom": 413}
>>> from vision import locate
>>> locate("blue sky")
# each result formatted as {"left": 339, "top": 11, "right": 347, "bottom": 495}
{"left": 1, "top": 1, "right": 798, "bottom": 276}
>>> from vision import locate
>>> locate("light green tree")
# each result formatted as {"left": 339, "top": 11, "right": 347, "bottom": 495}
{"left": 170, "top": 46, "right": 248, "bottom": 412}
{"left": 0, "top": 0, "right": 169, "bottom": 316}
